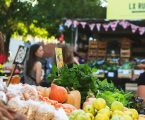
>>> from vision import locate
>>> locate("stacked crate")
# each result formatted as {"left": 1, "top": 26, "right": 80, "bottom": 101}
{"left": 97, "top": 41, "right": 107, "bottom": 58}
{"left": 88, "top": 40, "right": 107, "bottom": 59}
{"left": 120, "top": 38, "right": 132, "bottom": 62}
{"left": 88, "top": 41, "right": 98, "bottom": 59}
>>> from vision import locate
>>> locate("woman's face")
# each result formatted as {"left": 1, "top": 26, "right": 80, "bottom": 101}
{"left": 35, "top": 46, "right": 44, "bottom": 58}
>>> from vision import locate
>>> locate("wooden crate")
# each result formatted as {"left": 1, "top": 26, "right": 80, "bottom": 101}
{"left": 98, "top": 41, "right": 107, "bottom": 49}
{"left": 88, "top": 49, "right": 97, "bottom": 57}
{"left": 97, "top": 49, "right": 106, "bottom": 57}
{"left": 120, "top": 49, "right": 131, "bottom": 58}
{"left": 88, "top": 41, "right": 98, "bottom": 48}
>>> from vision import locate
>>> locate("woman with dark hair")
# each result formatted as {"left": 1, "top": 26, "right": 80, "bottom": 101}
{"left": 25, "top": 44, "right": 44, "bottom": 86}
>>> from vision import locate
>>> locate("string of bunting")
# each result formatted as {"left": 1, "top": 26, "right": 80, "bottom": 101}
{"left": 64, "top": 19, "right": 145, "bottom": 35}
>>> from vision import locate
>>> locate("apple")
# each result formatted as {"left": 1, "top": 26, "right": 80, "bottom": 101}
{"left": 124, "top": 110, "right": 132, "bottom": 117}
{"left": 123, "top": 115, "right": 133, "bottom": 120}
{"left": 95, "top": 113, "right": 109, "bottom": 120}
{"left": 111, "top": 101, "right": 124, "bottom": 112}
{"left": 93, "top": 98, "right": 106, "bottom": 111}
{"left": 83, "top": 98, "right": 97, "bottom": 109}
{"left": 84, "top": 104, "right": 95, "bottom": 115}
{"left": 86, "top": 98, "right": 97, "bottom": 102}
{"left": 76, "top": 113, "right": 88, "bottom": 120}
{"left": 69, "top": 110, "right": 85, "bottom": 120}
{"left": 98, "top": 108, "right": 111, "bottom": 118}
{"left": 86, "top": 113, "right": 95, "bottom": 120}
{"left": 129, "top": 109, "right": 138, "bottom": 119}
{"left": 111, "top": 115, "right": 124, "bottom": 120}
{"left": 112, "top": 110, "right": 124, "bottom": 117}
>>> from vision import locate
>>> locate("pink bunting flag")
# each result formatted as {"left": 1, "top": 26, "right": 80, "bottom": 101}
{"left": 119, "top": 20, "right": 130, "bottom": 29}
{"left": 103, "top": 24, "right": 110, "bottom": 31}
{"left": 96, "top": 23, "right": 101, "bottom": 31}
{"left": 73, "top": 20, "right": 79, "bottom": 28}
{"left": 80, "top": 22, "right": 87, "bottom": 29}
{"left": 110, "top": 21, "right": 118, "bottom": 31}
{"left": 64, "top": 19, "right": 72, "bottom": 28}
{"left": 139, "top": 27, "right": 145, "bottom": 35}
{"left": 89, "top": 24, "right": 95, "bottom": 31}
{"left": 130, "top": 24, "right": 138, "bottom": 33}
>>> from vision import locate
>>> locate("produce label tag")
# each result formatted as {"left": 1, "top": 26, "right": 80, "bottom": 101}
{"left": 134, "top": 70, "right": 144, "bottom": 75}
{"left": 55, "top": 47, "right": 64, "bottom": 69}
{"left": 123, "top": 70, "right": 130, "bottom": 75}
{"left": 108, "top": 72, "right": 114, "bottom": 77}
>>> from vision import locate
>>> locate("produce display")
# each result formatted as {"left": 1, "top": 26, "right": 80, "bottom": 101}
{"left": 0, "top": 63, "right": 145, "bottom": 120}
{"left": 48, "top": 64, "right": 98, "bottom": 103}
{"left": 0, "top": 100, "right": 26, "bottom": 120}
{"left": 89, "top": 59, "right": 139, "bottom": 70}
{"left": 0, "top": 81, "right": 70, "bottom": 120}
{"left": 70, "top": 97, "right": 144, "bottom": 120}
{"left": 89, "top": 59, "right": 118, "bottom": 71}
{"left": 48, "top": 64, "right": 134, "bottom": 107}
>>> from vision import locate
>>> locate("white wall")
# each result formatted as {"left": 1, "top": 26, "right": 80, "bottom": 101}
{"left": 9, "top": 38, "right": 24, "bottom": 60}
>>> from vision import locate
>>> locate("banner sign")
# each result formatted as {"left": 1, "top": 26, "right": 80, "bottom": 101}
{"left": 107, "top": 0, "right": 145, "bottom": 20}
{"left": 64, "top": 19, "right": 145, "bottom": 35}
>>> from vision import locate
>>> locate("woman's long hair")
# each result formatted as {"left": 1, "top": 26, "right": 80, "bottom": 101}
{"left": 26, "top": 44, "right": 41, "bottom": 76}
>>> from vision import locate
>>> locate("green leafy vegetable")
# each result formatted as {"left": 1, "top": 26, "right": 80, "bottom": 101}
{"left": 96, "top": 80, "right": 134, "bottom": 107}
{"left": 48, "top": 64, "right": 98, "bottom": 103}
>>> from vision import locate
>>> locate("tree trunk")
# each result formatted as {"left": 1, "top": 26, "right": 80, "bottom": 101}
{"left": 5, "top": 33, "right": 11, "bottom": 55}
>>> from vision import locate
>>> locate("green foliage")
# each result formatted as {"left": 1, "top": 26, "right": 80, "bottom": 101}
{"left": 36, "top": 0, "right": 106, "bottom": 19}
{"left": 48, "top": 64, "right": 98, "bottom": 103}
{"left": 0, "top": 0, "right": 106, "bottom": 51}
{"left": 29, "top": 23, "right": 48, "bottom": 38}
{"left": 48, "top": 64, "right": 134, "bottom": 106}
{"left": 96, "top": 80, "right": 134, "bottom": 107}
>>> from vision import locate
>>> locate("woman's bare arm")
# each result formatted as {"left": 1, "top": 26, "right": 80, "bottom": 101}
{"left": 34, "top": 62, "right": 42, "bottom": 85}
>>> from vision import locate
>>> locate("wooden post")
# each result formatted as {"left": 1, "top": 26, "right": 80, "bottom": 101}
{"left": 7, "top": 64, "right": 16, "bottom": 86}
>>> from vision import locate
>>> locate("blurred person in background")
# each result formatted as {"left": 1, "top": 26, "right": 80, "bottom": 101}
{"left": 137, "top": 63, "right": 145, "bottom": 102}
{"left": 24, "top": 43, "right": 44, "bottom": 86}
{"left": 57, "top": 44, "right": 79, "bottom": 68}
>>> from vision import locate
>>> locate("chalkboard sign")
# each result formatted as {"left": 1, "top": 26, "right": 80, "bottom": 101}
{"left": 7, "top": 46, "right": 28, "bottom": 86}
{"left": 13, "top": 46, "right": 28, "bottom": 64}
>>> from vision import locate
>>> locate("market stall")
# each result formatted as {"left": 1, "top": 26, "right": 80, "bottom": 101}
{"left": 0, "top": 63, "right": 145, "bottom": 120}
{"left": 64, "top": 19, "right": 145, "bottom": 90}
